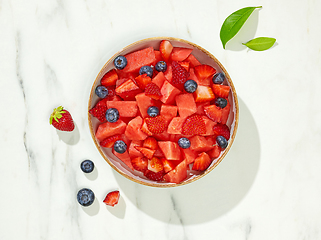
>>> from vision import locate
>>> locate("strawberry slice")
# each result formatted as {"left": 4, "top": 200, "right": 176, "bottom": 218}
{"left": 161, "top": 158, "right": 179, "bottom": 173}
{"left": 207, "top": 145, "right": 221, "bottom": 159}
{"left": 134, "top": 146, "right": 156, "bottom": 159}
{"left": 159, "top": 40, "right": 173, "bottom": 62}
{"left": 145, "top": 82, "right": 162, "bottom": 100}
{"left": 144, "top": 115, "right": 167, "bottom": 134}
{"left": 134, "top": 74, "right": 152, "bottom": 90}
{"left": 100, "top": 134, "right": 122, "bottom": 148}
{"left": 212, "top": 84, "right": 230, "bottom": 99}
{"left": 101, "top": 69, "right": 118, "bottom": 87}
{"left": 192, "top": 152, "right": 212, "bottom": 171}
{"left": 193, "top": 85, "right": 215, "bottom": 102}
{"left": 144, "top": 169, "right": 164, "bottom": 181}
{"left": 186, "top": 54, "right": 201, "bottom": 68}
{"left": 170, "top": 47, "right": 193, "bottom": 62}
{"left": 213, "top": 123, "right": 230, "bottom": 140}
{"left": 103, "top": 190, "right": 120, "bottom": 207}
{"left": 89, "top": 99, "right": 107, "bottom": 122}
{"left": 194, "top": 64, "right": 216, "bottom": 85}
{"left": 148, "top": 157, "right": 164, "bottom": 173}
{"left": 182, "top": 115, "right": 206, "bottom": 135}
{"left": 178, "top": 61, "right": 190, "bottom": 72}
{"left": 131, "top": 156, "right": 148, "bottom": 172}
{"left": 204, "top": 105, "right": 222, "bottom": 123}
{"left": 143, "top": 137, "right": 158, "bottom": 150}
{"left": 171, "top": 61, "right": 189, "bottom": 91}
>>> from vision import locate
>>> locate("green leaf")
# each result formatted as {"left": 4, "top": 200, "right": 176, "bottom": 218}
{"left": 220, "top": 6, "right": 262, "bottom": 49}
{"left": 242, "top": 37, "right": 276, "bottom": 51}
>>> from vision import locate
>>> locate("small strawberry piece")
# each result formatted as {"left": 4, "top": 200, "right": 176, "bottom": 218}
{"left": 144, "top": 115, "right": 167, "bottom": 134}
{"left": 160, "top": 80, "right": 181, "bottom": 104}
{"left": 182, "top": 115, "right": 206, "bottom": 135}
{"left": 171, "top": 61, "right": 189, "bottom": 91}
{"left": 164, "top": 64, "right": 172, "bottom": 82}
{"left": 213, "top": 123, "right": 230, "bottom": 140}
{"left": 151, "top": 71, "right": 166, "bottom": 89}
{"left": 134, "top": 74, "right": 152, "bottom": 90}
{"left": 203, "top": 105, "right": 222, "bottom": 123}
{"left": 148, "top": 157, "right": 164, "bottom": 173}
{"left": 193, "top": 85, "right": 215, "bottom": 102}
{"left": 144, "top": 169, "right": 164, "bottom": 181}
{"left": 135, "top": 146, "right": 156, "bottom": 159}
{"left": 115, "top": 79, "right": 142, "bottom": 100}
{"left": 159, "top": 40, "right": 173, "bottom": 62}
{"left": 100, "top": 134, "right": 122, "bottom": 148}
{"left": 103, "top": 190, "right": 120, "bottom": 207}
{"left": 212, "top": 84, "right": 230, "bottom": 99}
{"left": 158, "top": 141, "right": 181, "bottom": 160}
{"left": 194, "top": 64, "right": 216, "bottom": 86}
{"left": 154, "top": 50, "right": 163, "bottom": 64}
{"left": 50, "top": 106, "right": 75, "bottom": 131}
{"left": 192, "top": 152, "right": 212, "bottom": 171}
{"left": 145, "top": 82, "right": 162, "bottom": 100}
{"left": 171, "top": 47, "right": 193, "bottom": 62}
{"left": 163, "top": 160, "right": 187, "bottom": 184}
{"left": 188, "top": 67, "right": 199, "bottom": 82}
{"left": 207, "top": 145, "right": 221, "bottom": 159}
{"left": 221, "top": 100, "right": 231, "bottom": 124}
{"left": 186, "top": 54, "right": 201, "bottom": 68}
{"left": 178, "top": 61, "right": 190, "bottom": 72}
{"left": 131, "top": 156, "right": 148, "bottom": 172}
{"left": 101, "top": 69, "right": 118, "bottom": 87}
{"left": 162, "top": 158, "right": 178, "bottom": 173}
{"left": 143, "top": 137, "right": 158, "bottom": 150}
{"left": 89, "top": 99, "right": 107, "bottom": 122}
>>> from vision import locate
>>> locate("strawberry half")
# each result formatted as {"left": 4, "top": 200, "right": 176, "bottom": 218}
{"left": 148, "top": 157, "right": 164, "bottom": 173}
{"left": 131, "top": 156, "right": 148, "bottom": 172}
{"left": 143, "top": 137, "right": 158, "bottom": 150}
{"left": 89, "top": 99, "right": 108, "bottom": 122}
{"left": 171, "top": 61, "right": 189, "bottom": 91}
{"left": 145, "top": 82, "right": 162, "bottom": 100}
{"left": 144, "top": 115, "right": 167, "bottom": 134}
{"left": 144, "top": 169, "right": 164, "bottom": 181}
{"left": 101, "top": 69, "right": 118, "bottom": 87}
{"left": 194, "top": 64, "right": 216, "bottom": 85}
{"left": 182, "top": 115, "right": 206, "bottom": 135}
{"left": 103, "top": 190, "right": 120, "bottom": 207}
{"left": 193, "top": 85, "right": 215, "bottom": 102}
{"left": 135, "top": 74, "right": 152, "bottom": 90}
{"left": 213, "top": 123, "right": 230, "bottom": 140}
{"left": 192, "top": 152, "right": 212, "bottom": 171}
{"left": 204, "top": 105, "right": 222, "bottom": 123}
{"left": 134, "top": 146, "right": 156, "bottom": 159}
{"left": 100, "top": 134, "right": 122, "bottom": 148}
{"left": 212, "top": 84, "right": 230, "bottom": 99}
{"left": 159, "top": 40, "right": 173, "bottom": 62}
{"left": 50, "top": 106, "right": 75, "bottom": 131}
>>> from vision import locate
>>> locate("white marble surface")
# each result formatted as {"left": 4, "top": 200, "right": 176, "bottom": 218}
{"left": 1, "top": 0, "right": 321, "bottom": 239}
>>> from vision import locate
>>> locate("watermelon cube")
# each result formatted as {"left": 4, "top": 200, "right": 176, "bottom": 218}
{"left": 163, "top": 160, "right": 187, "bottom": 184}
{"left": 121, "top": 47, "right": 156, "bottom": 73}
{"left": 125, "top": 116, "right": 148, "bottom": 141}
{"left": 175, "top": 93, "right": 197, "bottom": 118}
{"left": 158, "top": 141, "right": 181, "bottom": 160}
{"left": 135, "top": 92, "right": 156, "bottom": 118}
{"left": 190, "top": 135, "right": 215, "bottom": 152}
{"left": 128, "top": 140, "right": 143, "bottom": 158}
{"left": 201, "top": 116, "right": 216, "bottom": 136}
{"left": 160, "top": 80, "right": 181, "bottom": 104}
{"left": 112, "top": 149, "right": 134, "bottom": 170}
{"left": 181, "top": 148, "right": 198, "bottom": 164}
{"left": 207, "top": 145, "right": 221, "bottom": 159}
{"left": 152, "top": 71, "right": 167, "bottom": 89}
{"left": 170, "top": 47, "right": 193, "bottom": 62}
{"left": 95, "top": 120, "right": 126, "bottom": 142}
{"left": 115, "top": 79, "right": 142, "bottom": 100}
{"left": 107, "top": 101, "right": 138, "bottom": 118}
{"left": 167, "top": 117, "right": 185, "bottom": 135}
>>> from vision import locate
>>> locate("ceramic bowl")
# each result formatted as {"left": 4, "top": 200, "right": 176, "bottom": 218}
{"left": 88, "top": 37, "right": 239, "bottom": 187}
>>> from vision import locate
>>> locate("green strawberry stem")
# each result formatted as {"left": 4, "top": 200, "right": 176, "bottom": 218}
{"left": 50, "top": 106, "right": 66, "bottom": 125}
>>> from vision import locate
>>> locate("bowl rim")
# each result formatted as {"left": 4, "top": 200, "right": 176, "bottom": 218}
{"left": 88, "top": 36, "right": 239, "bottom": 188}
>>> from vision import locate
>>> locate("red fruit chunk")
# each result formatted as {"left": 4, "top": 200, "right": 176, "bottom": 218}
{"left": 143, "top": 137, "right": 158, "bottom": 150}
{"left": 131, "top": 156, "right": 148, "bottom": 172}
{"left": 100, "top": 134, "right": 122, "bottom": 148}
{"left": 182, "top": 115, "right": 206, "bottom": 135}
{"left": 188, "top": 67, "right": 199, "bottom": 82}
{"left": 128, "top": 140, "right": 143, "bottom": 158}
{"left": 181, "top": 148, "right": 198, "bottom": 164}
{"left": 140, "top": 120, "right": 154, "bottom": 136}
{"left": 115, "top": 79, "right": 142, "bottom": 100}
{"left": 213, "top": 123, "right": 230, "bottom": 140}
{"left": 171, "top": 47, "right": 193, "bottom": 62}
{"left": 204, "top": 105, "right": 222, "bottom": 123}
{"left": 121, "top": 47, "right": 156, "bottom": 73}
{"left": 145, "top": 82, "right": 162, "bottom": 100}
{"left": 186, "top": 54, "right": 201, "bottom": 67}
{"left": 145, "top": 169, "right": 164, "bottom": 181}
{"left": 192, "top": 152, "right": 212, "bottom": 171}
{"left": 160, "top": 104, "right": 178, "bottom": 118}
{"left": 212, "top": 84, "right": 230, "bottom": 99}
{"left": 95, "top": 120, "right": 126, "bottom": 142}
{"left": 159, "top": 40, "right": 173, "bottom": 62}
{"left": 148, "top": 157, "right": 164, "bottom": 173}
{"left": 221, "top": 100, "right": 231, "bottom": 124}
{"left": 162, "top": 158, "right": 179, "bottom": 173}
{"left": 151, "top": 71, "right": 166, "bottom": 89}
{"left": 178, "top": 61, "right": 190, "bottom": 72}
{"left": 190, "top": 135, "right": 215, "bottom": 152}
{"left": 135, "top": 146, "right": 156, "bottom": 159}
{"left": 158, "top": 141, "right": 181, "bottom": 160}
{"left": 101, "top": 69, "right": 118, "bottom": 87}
{"left": 135, "top": 74, "right": 152, "bottom": 90}
{"left": 112, "top": 149, "right": 134, "bottom": 170}
{"left": 154, "top": 148, "right": 165, "bottom": 158}
{"left": 195, "top": 102, "right": 210, "bottom": 115}
{"left": 89, "top": 99, "right": 107, "bottom": 122}
{"left": 175, "top": 93, "right": 197, "bottom": 118}
{"left": 153, "top": 131, "right": 171, "bottom": 141}
{"left": 167, "top": 117, "right": 185, "bottom": 134}
{"left": 207, "top": 145, "right": 221, "bottom": 159}
{"left": 154, "top": 50, "right": 163, "bottom": 64}
{"left": 194, "top": 64, "right": 216, "bottom": 86}
{"left": 160, "top": 80, "right": 181, "bottom": 104}
{"left": 194, "top": 85, "right": 215, "bottom": 102}
{"left": 163, "top": 160, "right": 187, "bottom": 184}
{"left": 116, "top": 77, "right": 129, "bottom": 87}
{"left": 164, "top": 64, "right": 172, "bottom": 82}
{"left": 171, "top": 61, "right": 189, "bottom": 91}
{"left": 107, "top": 101, "right": 138, "bottom": 118}
{"left": 201, "top": 116, "right": 216, "bottom": 136}
{"left": 125, "top": 116, "right": 148, "bottom": 140}
{"left": 103, "top": 190, "right": 120, "bottom": 207}
{"left": 144, "top": 115, "right": 167, "bottom": 134}
{"left": 135, "top": 93, "right": 156, "bottom": 118}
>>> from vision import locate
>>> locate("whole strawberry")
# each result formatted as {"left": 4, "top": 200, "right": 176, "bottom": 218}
{"left": 50, "top": 106, "right": 75, "bottom": 131}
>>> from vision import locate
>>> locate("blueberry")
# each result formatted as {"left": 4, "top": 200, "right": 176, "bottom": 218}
{"left": 184, "top": 80, "right": 198, "bottom": 93}
{"left": 114, "top": 140, "right": 127, "bottom": 154}
{"left": 77, "top": 188, "right": 95, "bottom": 207}
{"left": 114, "top": 56, "right": 127, "bottom": 70}
{"left": 80, "top": 160, "right": 94, "bottom": 173}
{"left": 216, "top": 136, "right": 228, "bottom": 149}
{"left": 105, "top": 108, "right": 119, "bottom": 123}
{"left": 139, "top": 65, "right": 153, "bottom": 77}
{"left": 178, "top": 137, "right": 191, "bottom": 149}
{"left": 212, "top": 72, "right": 225, "bottom": 84}
{"left": 147, "top": 106, "right": 159, "bottom": 117}
{"left": 95, "top": 85, "right": 109, "bottom": 98}
{"left": 155, "top": 61, "right": 167, "bottom": 72}
{"left": 215, "top": 97, "right": 228, "bottom": 108}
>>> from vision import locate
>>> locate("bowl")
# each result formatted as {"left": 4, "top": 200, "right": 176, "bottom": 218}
{"left": 88, "top": 37, "right": 239, "bottom": 187}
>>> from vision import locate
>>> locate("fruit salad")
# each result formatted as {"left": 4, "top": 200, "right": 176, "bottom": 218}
{"left": 89, "top": 39, "right": 236, "bottom": 185}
